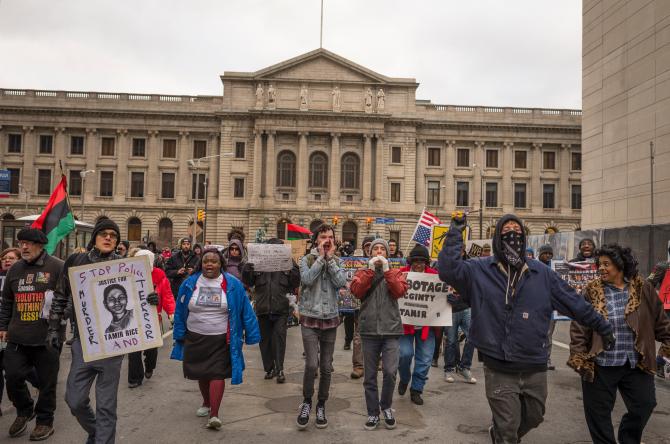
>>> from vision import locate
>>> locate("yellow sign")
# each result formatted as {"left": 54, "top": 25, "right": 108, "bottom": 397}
{"left": 430, "top": 225, "right": 449, "bottom": 260}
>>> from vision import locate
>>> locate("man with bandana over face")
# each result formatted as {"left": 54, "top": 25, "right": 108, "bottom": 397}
{"left": 438, "top": 212, "right": 616, "bottom": 444}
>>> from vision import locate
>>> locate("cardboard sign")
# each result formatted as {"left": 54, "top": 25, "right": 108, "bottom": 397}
{"left": 430, "top": 225, "right": 449, "bottom": 260}
{"left": 286, "top": 239, "right": 308, "bottom": 263}
{"left": 68, "top": 256, "right": 162, "bottom": 362}
{"left": 400, "top": 272, "right": 452, "bottom": 326}
{"left": 246, "top": 243, "right": 293, "bottom": 272}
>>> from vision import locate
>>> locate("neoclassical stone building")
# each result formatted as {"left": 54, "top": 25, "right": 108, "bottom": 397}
{"left": 0, "top": 48, "right": 582, "bottom": 248}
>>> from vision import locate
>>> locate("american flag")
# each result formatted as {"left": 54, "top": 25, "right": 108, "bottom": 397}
{"left": 411, "top": 209, "right": 442, "bottom": 246}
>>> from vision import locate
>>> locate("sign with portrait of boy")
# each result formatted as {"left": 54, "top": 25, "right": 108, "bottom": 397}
{"left": 68, "top": 256, "right": 163, "bottom": 362}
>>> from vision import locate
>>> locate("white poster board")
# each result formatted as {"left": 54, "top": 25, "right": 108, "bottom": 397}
{"left": 246, "top": 243, "right": 293, "bottom": 272}
{"left": 400, "top": 272, "right": 452, "bottom": 326}
{"left": 69, "top": 256, "right": 163, "bottom": 362}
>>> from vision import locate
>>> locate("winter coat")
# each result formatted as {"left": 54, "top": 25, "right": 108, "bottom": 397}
{"left": 438, "top": 223, "right": 613, "bottom": 366}
{"left": 165, "top": 251, "right": 199, "bottom": 299}
{"left": 299, "top": 250, "right": 348, "bottom": 319}
{"left": 351, "top": 267, "right": 408, "bottom": 337}
{"left": 170, "top": 271, "right": 260, "bottom": 385}
{"left": 241, "top": 261, "right": 300, "bottom": 316}
{"left": 568, "top": 276, "right": 670, "bottom": 382}
{"left": 151, "top": 267, "right": 175, "bottom": 320}
{"left": 399, "top": 265, "right": 442, "bottom": 340}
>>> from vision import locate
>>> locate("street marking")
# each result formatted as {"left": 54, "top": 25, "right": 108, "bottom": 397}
{"left": 553, "top": 340, "right": 569, "bottom": 350}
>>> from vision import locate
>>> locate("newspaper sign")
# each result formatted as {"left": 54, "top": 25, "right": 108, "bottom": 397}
{"left": 69, "top": 256, "right": 161, "bottom": 362}
{"left": 430, "top": 225, "right": 448, "bottom": 260}
{"left": 551, "top": 260, "right": 599, "bottom": 320}
{"left": 400, "top": 272, "right": 452, "bottom": 326}
{"left": 338, "top": 257, "right": 406, "bottom": 313}
{"left": 247, "top": 243, "right": 293, "bottom": 272}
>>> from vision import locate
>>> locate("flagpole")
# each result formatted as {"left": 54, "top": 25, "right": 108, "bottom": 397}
{"left": 406, "top": 206, "right": 425, "bottom": 253}
{"left": 58, "top": 160, "right": 78, "bottom": 247}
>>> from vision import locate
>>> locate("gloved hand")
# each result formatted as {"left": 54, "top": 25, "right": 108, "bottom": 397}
{"left": 147, "top": 292, "right": 159, "bottom": 306}
{"left": 447, "top": 292, "right": 459, "bottom": 306}
{"left": 368, "top": 257, "right": 380, "bottom": 269}
{"left": 450, "top": 211, "right": 467, "bottom": 232}
{"left": 379, "top": 256, "right": 390, "bottom": 272}
{"left": 601, "top": 332, "right": 616, "bottom": 351}
{"left": 45, "top": 329, "right": 61, "bottom": 351}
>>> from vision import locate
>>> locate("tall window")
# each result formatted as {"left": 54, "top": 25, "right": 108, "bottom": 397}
{"left": 235, "top": 141, "right": 245, "bottom": 159}
{"left": 69, "top": 170, "right": 82, "bottom": 196}
{"left": 571, "top": 184, "right": 582, "bottom": 210}
{"left": 37, "top": 169, "right": 52, "bottom": 195}
{"left": 70, "top": 136, "right": 85, "bottom": 155}
{"left": 341, "top": 153, "right": 360, "bottom": 190}
{"left": 514, "top": 183, "right": 527, "bottom": 209}
{"left": 485, "top": 149, "right": 499, "bottom": 168}
{"left": 7, "top": 168, "right": 20, "bottom": 194}
{"left": 457, "top": 148, "right": 470, "bottom": 167}
{"left": 427, "top": 147, "right": 441, "bottom": 166}
{"left": 99, "top": 172, "right": 114, "bottom": 197}
{"left": 8, "top": 134, "right": 22, "bottom": 153}
{"left": 543, "top": 184, "right": 555, "bottom": 209}
{"left": 101, "top": 137, "right": 115, "bottom": 156}
{"left": 132, "top": 138, "right": 146, "bottom": 157}
{"left": 161, "top": 173, "right": 175, "bottom": 199}
{"left": 162, "top": 139, "right": 177, "bottom": 158}
{"left": 276, "top": 219, "right": 289, "bottom": 240}
{"left": 456, "top": 181, "right": 469, "bottom": 207}
{"left": 127, "top": 217, "right": 141, "bottom": 242}
{"left": 543, "top": 151, "right": 556, "bottom": 170}
{"left": 234, "top": 178, "right": 245, "bottom": 198}
{"left": 427, "top": 181, "right": 441, "bottom": 206}
{"left": 130, "top": 172, "right": 145, "bottom": 198}
{"left": 39, "top": 135, "right": 53, "bottom": 154}
{"left": 571, "top": 152, "right": 582, "bottom": 171}
{"left": 342, "top": 221, "right": 358, "bottom": 247}
{"left": 391, "top": 146, "right": 402, "bottom": 164}
{"left": 191, "top": 173, "right": 206, "bottom": 199}
{"left": 514, "top": 150, "right": 527, "bottom": 169}
{"left": 485, "top": 182, "right": 498, "bottom": 207}
{"left": 193, "top": 140, "right": 207, "bottom": 158}
{"left": 309, "top": 152, "right": 328, "bottom": 188}
{"left": 391, "top": 182, "right": 401, "bottom": 202}
{"left": 158, "top": 218, "right": 173, "bottom": 246}
{"left": 277, "top": 151, "right": 297, "bottom": 188}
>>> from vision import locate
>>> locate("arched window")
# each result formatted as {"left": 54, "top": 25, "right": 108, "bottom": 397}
{"left": 1, "top": 213, "right": 15, "bottom": 220}
{"left": 341, "top": 153, "right": 360, "bottom": 190}
{"left": 127, "top": 217, "right": 142, "bottom": 242}
{"left": 158, "top": 218, "right": 173, "bottom": 247}
{"left": 309, "top": 219, "right": 324, "bottom": 234}
{"left": 342, "top": 221, "right": 358, "bottom": 247}
{"left": 277, "top": 151, "right": 296, "bottom": 188}
{"left": 545, "top": 226, "right": 559, "bottom": 234}
{"left": 309, "top": 152, "right": 328, "bottom": 188}
{"left": 276, "top": 219, "right": 290, "bottom": 240}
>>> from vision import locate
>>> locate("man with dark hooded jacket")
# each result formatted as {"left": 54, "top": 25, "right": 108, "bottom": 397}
{"left": 241, "top": 238, "right": 300, "bottom": 383}
{"left": 438, "top": 212, "right": 615, "bottom": 444}
{"left": 165, "top": 238, "right": 199, "bottom": 298}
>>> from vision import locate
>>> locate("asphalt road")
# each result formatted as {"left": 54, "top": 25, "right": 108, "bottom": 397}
{"left": 1, "top": 322, "right": 669, "bottom": 444}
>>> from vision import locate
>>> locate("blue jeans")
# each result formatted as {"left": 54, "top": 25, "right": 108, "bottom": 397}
{"left": 445, "top": 309, "right": 474, "bottom": 371}
{"left": 398, "top": 329, "right": 435, "bottom": 393}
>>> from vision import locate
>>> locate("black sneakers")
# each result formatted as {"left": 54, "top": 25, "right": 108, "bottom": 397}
{"left": 264, "top": 369, "right": 275, "bottom": 380}
{"left": 382, "top": 408, "right": 396, "bottom": 429}
{"left": 364, "top": 415, "right": 379, "bottom": 431}
{"left": 276, "top": 371, "right": 285, "bottom": 384}
{"left": 410, "top": 389, "right": 423, "bottom": 405}
{"left": 397, "top": 380, "right": 408, "bottom": 396}
{"left": 315, "top": 404, "right": 328, "bottom": 429}
{"left": 296, "top": 402, "right": 311, "bottom": 430}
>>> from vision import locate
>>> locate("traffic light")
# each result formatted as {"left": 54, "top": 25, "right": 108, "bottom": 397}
{"left": 197, "top": 209, "right": 206, "bottom": 221}
{"left": 366, "top": 217, "right": 373, "bottom": 228}
{"left": 332, "top": 216, "right": 339, "bottom": 226}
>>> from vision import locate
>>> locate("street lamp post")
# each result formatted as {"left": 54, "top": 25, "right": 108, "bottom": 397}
{"left": 79, "top": 170, "right": 95, "bottom": 223}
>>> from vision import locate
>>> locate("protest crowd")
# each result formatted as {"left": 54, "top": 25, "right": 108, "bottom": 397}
{"left": 0, "top": 209, "right": 668, "bottom": 444}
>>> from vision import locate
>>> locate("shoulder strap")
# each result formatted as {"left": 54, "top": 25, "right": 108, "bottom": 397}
{"left": 364, "top": 273, "right": 385, "bottom": 300}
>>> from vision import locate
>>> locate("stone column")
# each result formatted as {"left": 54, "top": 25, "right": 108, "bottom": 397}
{"left": 22, "top": 126, "right": 35, "bottom": 197}
{"left": 329, "top": 133, "right": 341, "bottom": 206}
{"left": 559, "top": 143, "right": 571, "bottom": 211}
{"left": 265, "top": 131, "right": 276, "bottom": 202}
{"left": 84, "top": 128, "right": 97, "bottom": 209}
{"left": 252, "top": 130, "right": 263, "bottom": 206}
{"left": 176, "top": 131, "right": 190, "bottom": 205}
{"left": 115, "top": 129, "right": 129, "bottom": 201}
{"left": 474, "top": 141, "right": 485, "bottom": 213}
{"left": 374, "top": 134, "right": 384, "bottom": 204}
{"left": 297, "top": 132, "right": 309, "bottom": 206}
{"left": 444, "top": 140, "right": 456, "bottom": 209}
{"left": 415, "top": 138, "right": 426, "bottom": 205}
{"left": 146, "top": 130, "right": 160, "bottom": 203}
{"left": 531, "top": 143, "right": 542, "bottom": 210}
{"left": 502, "top": 142, "right": 514, "bottom": 211}
{"left": 218, "top": 124, "right": 233, "bottom": 207}
{"left": 362, "top": 134, "right": 372, "bottom": 205}
{"left": 208, "top": 133, "right": 219, "bottom": 200}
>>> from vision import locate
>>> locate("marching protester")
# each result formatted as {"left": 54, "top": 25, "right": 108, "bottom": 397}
{"left": 171, "top": 247, "right": 260, "bottom": 431}
{"left": 525, "top": 247, "right": 535, "bottom": 259}
{"left": 537, "top": 244, "right": 557, "bottom": 369}
{"left": 388, "top": 239, "right": 404, "bottom": 258}
{"left": 126, "top": 249, "right": 175, "bottom": 388}
{"left": 193, "top": 243, "right": 203, "bottom": 258}
{"left": 439, "top": 212, "right": 615, "bottom": 444}
{"left": 648, "top": 244, "right": 670, "bottom": 376}
{"left": 0, "top": 229, "right": 64, "bottom": 440}
{"left": 296, "top": 224, "right": 347, "bottom": 430}
{"left": 116, "top": 241, "right": 129, "bottom": 258}
{"left": 351, "top": 238, "right": 408, "bottom": 431}
{"left": 568, "top": 244, "right": 670, "bottom": 444}
{"left": 224, "top": 238, "right": 246, "bottom": 280}
{"left": 397, "top": 244, "right": 438, "bottom": 405}
{"left": 0, "top": 247, "right": 22, "bottom": 416}
{"left": 537, "top": 244, "right": 553, "bottom": 266}
{"left": 570, "top": 238, "right": 596, "bottom": 263}
{"left": 242, "top": 238, "right": 300, "bottom": 383}
{"left": 165, "top": 238, "right": 199, "bottom": 300}
{"left": 348, "top": 235, "right": 376, "bottom": 379}
{"left": 49, "top": 218, "right": 160, "bottom": 444}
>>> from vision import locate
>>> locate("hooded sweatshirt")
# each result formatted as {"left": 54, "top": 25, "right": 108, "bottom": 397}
{"left": 224, "top": 239, "right": 246, "bottom": 280}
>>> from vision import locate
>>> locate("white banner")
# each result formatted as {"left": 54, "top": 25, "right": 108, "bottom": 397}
{"left": 246, "top": 243, "right": 293, "bottom": 272}
{"left": 400, "top": 272, "right": 452, "bottom": 326}
{"left": 69, "top": 256, "right": 163, "bottom": 362}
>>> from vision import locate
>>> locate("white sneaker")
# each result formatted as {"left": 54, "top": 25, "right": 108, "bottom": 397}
{"left": 458, "top": 368, "right": 477, "bottom": 384}
{"left": 207, "top": 416, "right": 222, "bottom": 430}
{"left": 444, "top": 370, "right": 456, "bottom": 383}
{"left": 196, "top": 406, "right": 210, "bottom": 417}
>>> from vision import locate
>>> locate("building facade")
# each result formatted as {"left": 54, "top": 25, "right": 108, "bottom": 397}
{"left": 0, "top": 48, "right": 582, "bottom": 248}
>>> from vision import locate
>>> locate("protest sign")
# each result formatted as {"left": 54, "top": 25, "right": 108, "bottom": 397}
{"left": 247, "top": 243, "right": 293, "bottom": 272}
{"left": 551, "top": 260, "right": 599, "bottom": 320}
{"left": 400, "top": 272, "right": 452, "bottom": 326}
{"left": 430, "top": 225, "right": 448, "bottom": 260}
{"left": 337, "top": 257, "right": 406, "bottom": 313}
{"left": 69, "top": 256, "right": 162, "bottom": 362}
{"left": 286, "top": 239, "right": 308, "bottom": 263}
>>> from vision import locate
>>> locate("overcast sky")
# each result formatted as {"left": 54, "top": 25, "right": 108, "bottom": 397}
{"left": 0, "top": 0, "right": 582, "bottom": 109}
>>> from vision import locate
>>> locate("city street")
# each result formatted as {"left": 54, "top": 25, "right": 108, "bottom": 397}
{"left": 1, "top": 323, "right": 668, "bottom": 444}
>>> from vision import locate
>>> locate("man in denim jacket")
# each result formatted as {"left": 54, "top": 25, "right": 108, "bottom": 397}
{"left": 296, "top": 223, "right": 347, "bottom": 431}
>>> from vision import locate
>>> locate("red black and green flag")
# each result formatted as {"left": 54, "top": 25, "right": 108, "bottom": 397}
{"left": 31, "top": 175, "right": 75, "bottom": 254}
{"left": 287, "top": 223, "right": 312, "bottom": 240}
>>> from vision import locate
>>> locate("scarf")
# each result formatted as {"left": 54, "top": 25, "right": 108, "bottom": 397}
{"left": 500, "top": 231, "right": 524, "bottom": 269}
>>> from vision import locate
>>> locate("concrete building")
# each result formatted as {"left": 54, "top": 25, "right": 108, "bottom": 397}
{"left": 582, "top": 0, "right": 670, "bottom": 229}
{"left": 0, "top": 48, "right": 582, "bottom": 248}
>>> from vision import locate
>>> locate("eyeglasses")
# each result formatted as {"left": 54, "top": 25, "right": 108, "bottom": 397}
{"left": 98, "top": 231, "right": 118, "bottom": 240}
